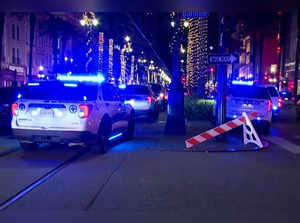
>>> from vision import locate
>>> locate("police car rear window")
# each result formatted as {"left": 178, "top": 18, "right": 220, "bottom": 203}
{"left": 229, "top": 86, "right": 270, "bottom": 99}
{"left": 21, "top": 82, "right": 98, "bottom": 101}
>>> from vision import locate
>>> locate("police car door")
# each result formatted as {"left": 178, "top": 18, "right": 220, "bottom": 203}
{"left": 101, "top": 84, "right": 127, "bottom": 132}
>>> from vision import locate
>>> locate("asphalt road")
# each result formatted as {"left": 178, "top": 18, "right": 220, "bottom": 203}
{"left": 0, "top": 107, "right": 300, "bottom": 222}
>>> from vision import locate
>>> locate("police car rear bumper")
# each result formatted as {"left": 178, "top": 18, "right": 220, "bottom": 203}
{"left": 13, "top": 129, "right": 96, "bottom": 144}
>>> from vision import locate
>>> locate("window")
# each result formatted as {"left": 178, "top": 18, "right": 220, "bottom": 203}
{"left": 16, "top": 25, "right": 19, "bottom": 40}
{"left": 12, "top": 48, "right": 16, "bottom": 64}
{"left": 102, "top": 84, "right": 120, "bottom": 101}
{"left": 16, "top": 48, "right": 20, "bottom": 64}
{"left": 12, "top": 24, "right": 15, "bottom": 39}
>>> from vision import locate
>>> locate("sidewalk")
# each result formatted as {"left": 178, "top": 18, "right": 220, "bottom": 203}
{"left": 113, "top": 113, "right": 266, "bottom": 153}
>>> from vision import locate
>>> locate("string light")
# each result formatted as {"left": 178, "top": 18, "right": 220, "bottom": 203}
{"left": 186, "top": 16, "right": 209, "bottom": 94}
{"left": 98, "top": 32, "right": 104, "bottom": 73}
{"left": 108, "top": 38, "right": 114, "bottom": 83}
{"left": 130, "top": 55, "right": 135, "bottom": 84}
{"left": 120, "top": 48, "right": 126, "bottom": 84}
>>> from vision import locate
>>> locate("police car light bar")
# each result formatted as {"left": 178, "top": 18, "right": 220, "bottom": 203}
{"left": 232, "top": 80, "right": 254, "bottom": 86}
{"left": 57, "top": 73, "right": 105, "bottom": 83}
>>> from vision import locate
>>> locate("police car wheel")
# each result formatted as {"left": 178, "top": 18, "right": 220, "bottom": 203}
{"left": 20, "top": 142, "right": 38, "bottom": 151}
{"left": 124, "top": 112, "right": 135, "bottom": 140}
{"left": 93, "top": 117, "right": 111, "bottom": 154}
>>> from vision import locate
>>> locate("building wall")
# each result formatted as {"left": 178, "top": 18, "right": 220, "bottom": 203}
{"left": 0, "top": 13, "right": 54, "bottom": 86}
{"left": 1, "top": 13, "right": 29, "bottom": 86}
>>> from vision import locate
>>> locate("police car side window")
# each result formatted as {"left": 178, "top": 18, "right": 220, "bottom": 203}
{"left": 102, "top": 84, "right": 120, "bottom": 101}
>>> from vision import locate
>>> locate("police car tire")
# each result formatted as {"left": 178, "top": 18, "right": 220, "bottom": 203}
{"left": 93, "top": 117, "right": 111, "bottom": 154}
{"left": 20, "top": 142, "right": 38, "bottom": 151}
{"left": 124, "top": 112, "right": 135, "bottom": 140}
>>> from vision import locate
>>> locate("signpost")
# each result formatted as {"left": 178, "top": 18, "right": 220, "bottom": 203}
{"left": 209, "top": 54, "right": 238, "bottom": 64}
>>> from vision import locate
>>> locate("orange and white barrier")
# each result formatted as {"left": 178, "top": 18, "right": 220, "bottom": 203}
{"left": 185, "top": 111, "right": 260, "bottom": 149}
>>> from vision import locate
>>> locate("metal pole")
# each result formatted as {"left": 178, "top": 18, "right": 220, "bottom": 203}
{"left": 216, "top": 15, "right": 227, "bottom": 141}
{"left": 294, "top": 12, "right": 300, "bottom": 102}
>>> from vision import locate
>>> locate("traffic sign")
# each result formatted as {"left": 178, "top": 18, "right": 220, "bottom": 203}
{"left": 209, "top": 54, "right": 238, "bottom": 64}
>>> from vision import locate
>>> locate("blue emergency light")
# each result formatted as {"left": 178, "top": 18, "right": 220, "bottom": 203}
{"left": 232, "top": 80, "right": 254, "bottom": 86}
{"left": 57, "top": 73, "right": 105, "bottom": 83}
{"left": 118, "top": 84, "right": 126, "bottom": 89}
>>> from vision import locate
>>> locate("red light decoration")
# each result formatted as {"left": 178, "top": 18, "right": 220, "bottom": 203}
{"left": 277, "top": 46, "right": 281, "bottom": 54}
{"left": 276, "top": 33, "right": 280, "bottom": 41}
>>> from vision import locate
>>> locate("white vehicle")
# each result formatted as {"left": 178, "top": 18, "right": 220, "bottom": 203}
{"left": 227, "top": 84, "right": 273, "bottom": 133}
{"left": 120, "top": 85, "right": 159, "bottom": 121}
{"left": 261, "top": 85, "right": 282, "bottom": 116}
{"left": 11, "top": 79, "right": 135, "bottom": 153}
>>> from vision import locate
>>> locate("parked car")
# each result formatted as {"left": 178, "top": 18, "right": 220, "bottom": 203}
{"left": 0, "top": 87, "right": 21, "bottom": 128}
{"left": 280, "top": 91, "right": 295, "bottom": 104}
{"left": 11, "top": 80, "right": 134, "bottom": 153}
{"left": 227, "top": 85, "right": 273, "bottom": 133}
{"left": 120, "top": 84, "right": 159, "bottom": 121}
{"left": 150, "top": 83, "right": 167, "bottom": 111}
{"left": 261, "top": 85, "right": 282, "bottom": 116}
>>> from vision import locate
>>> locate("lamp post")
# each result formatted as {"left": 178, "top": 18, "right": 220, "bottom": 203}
{"left": 80, "top": 12, "right": 99, "bottom": 73}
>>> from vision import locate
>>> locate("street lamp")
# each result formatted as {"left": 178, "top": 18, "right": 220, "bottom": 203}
{"left": 80, "top": 12, "right": 99, "bottom": 27}
{"left": 80, "top": 12, "right": 99, "bottom": 72}
{"left": 124, "top": 35, "right": 131, "bottom": 42}
{"left": 183, "top": 20, "right": 189, "bottom": 28}
{"left": 170, "top": 21, "right": 175, "bottom": 27}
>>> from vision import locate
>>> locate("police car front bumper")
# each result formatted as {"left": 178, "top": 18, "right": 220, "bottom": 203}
{"left": 13, "top": 129, "right": 96, "bottom": 144}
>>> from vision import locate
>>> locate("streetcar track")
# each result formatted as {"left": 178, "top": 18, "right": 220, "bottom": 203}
{"left": 84, "top": 151, "right": 129, "bottom": 210}
{"left": 0, "top": 148, "right": 87, "bottom": 211}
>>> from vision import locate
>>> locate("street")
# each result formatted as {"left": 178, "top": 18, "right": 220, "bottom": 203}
{"left": 0, "top": 107, "right": 299, "bottom": 222}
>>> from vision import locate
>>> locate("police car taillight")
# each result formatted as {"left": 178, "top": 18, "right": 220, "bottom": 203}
{"left": 79, "top": 105, "right": 90, "bottom": 118}
{"left": 11, "top": 103, "right": 18, "bottom": 116}
{"left": 267, "top": 100, "right": 272, "bottom": 112}
{"left": 147, "top": 96, "right": 152, "bottom": 104}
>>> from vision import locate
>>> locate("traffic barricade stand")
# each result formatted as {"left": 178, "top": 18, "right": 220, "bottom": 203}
{"left": 185, "top": 111, "right": 266, "bottom": 150}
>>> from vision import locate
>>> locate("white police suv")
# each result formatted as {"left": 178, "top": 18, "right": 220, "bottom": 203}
{"left": 227, "top": 83, "right": 273, "bottom": 133}
{"left": 11, "top": 75, "right": 135, "bottom": 153}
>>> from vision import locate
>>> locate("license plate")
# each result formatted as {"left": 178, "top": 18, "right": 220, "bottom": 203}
{"left": 41, "top": 109, "right": 53, "bottom": 117}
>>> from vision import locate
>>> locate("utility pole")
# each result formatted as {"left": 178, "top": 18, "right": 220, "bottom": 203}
{"left": 215, "top": 15, "right": 227, "bottom": 141}
{"left": 165, "top": 12, "right": 186, "bottom": 135}
{"left": 294, "top": 12, "right": 300, "bottom": 101}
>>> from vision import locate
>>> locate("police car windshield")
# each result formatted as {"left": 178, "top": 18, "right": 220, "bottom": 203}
{"left": 21, "top": 82, "right": 98, "bottom": 101}
{"left": 122, "top": 85, "right": 151, "bottom": 95}
{"left": 266, "top": 87, "right": 279, "bottom": 97}
{"left": 229, "top": 86, "right": 270, "bottom": 99}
